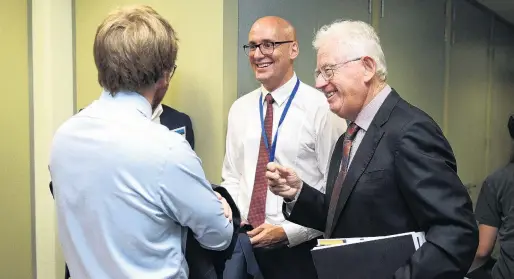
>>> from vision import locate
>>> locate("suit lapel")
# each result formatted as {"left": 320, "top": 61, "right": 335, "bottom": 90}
{"left": 326, "top": 90, "right": 401, "bottom": 237}
{"left": 325, "top": 134, "right": 345, "bottom": 201}
{"left": 327, "top": 127, "right": 384, "bottom": 236}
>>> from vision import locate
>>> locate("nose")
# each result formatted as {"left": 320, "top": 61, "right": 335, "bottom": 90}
{"left": 252, "top": 47, "right": 265, "bottom": 60}
{"left": 315, "top": 74, "right": 328, "bottom": 90}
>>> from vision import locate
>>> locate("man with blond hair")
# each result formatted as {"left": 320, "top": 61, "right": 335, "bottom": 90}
{"left": 49, "top": 5, "right": 233, "bottom": 278}
{"left": 267, "top": 20, "right": 478, "bottom": 278}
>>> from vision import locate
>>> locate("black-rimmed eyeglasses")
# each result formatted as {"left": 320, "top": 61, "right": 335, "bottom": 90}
{"left": 243, "top": 41, "right": 294, "bottom": 56}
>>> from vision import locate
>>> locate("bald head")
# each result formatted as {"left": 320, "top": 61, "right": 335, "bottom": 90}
{"left": 246, "top": 16, "right": 299, "bottom": 92}
{"left": 250, "top": 16, "right": 296, "bottom": 41}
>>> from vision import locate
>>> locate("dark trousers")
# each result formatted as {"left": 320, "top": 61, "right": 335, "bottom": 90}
{"left": 467, "top": 258, "right": 496, "bottom": 279}
{"left": 253, "top": 238, "right": 319, "bottom": 279}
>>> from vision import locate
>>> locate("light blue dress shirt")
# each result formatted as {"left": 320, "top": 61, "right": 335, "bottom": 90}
{"left": 49, "top": 91, "right": 233, "bottom": 279}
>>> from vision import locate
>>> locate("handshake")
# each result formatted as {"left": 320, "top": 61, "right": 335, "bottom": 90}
{"left": 215, "top": 161, "right": 303, "bottom": 248}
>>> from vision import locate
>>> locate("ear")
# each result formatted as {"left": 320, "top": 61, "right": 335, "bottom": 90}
{"left": 290, "top": 41, "right": 299, "bottom": 60}
{"left": 361, "top": 56, "right": 376, "bottom": 83}
{"left": 155, "top": 71, "right": 170, "bottom": 90}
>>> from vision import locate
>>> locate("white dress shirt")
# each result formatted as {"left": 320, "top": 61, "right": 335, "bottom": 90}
{"left": 49, "top": 91, "right": 233, "bottom": 279}
{"left": 221, "top": 73, "right": 347, "bottom": 247}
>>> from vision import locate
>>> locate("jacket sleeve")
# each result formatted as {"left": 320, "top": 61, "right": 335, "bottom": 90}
{"left": 283, "top": 182, "right": 328, "bottom": 232}
{"left": 393, "top": 119, "right": 478, "bottom": 279}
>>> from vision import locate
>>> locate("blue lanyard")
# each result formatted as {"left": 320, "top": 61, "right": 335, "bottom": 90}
{"left": 259, "top": 78, "right": 300, "bottom": 162}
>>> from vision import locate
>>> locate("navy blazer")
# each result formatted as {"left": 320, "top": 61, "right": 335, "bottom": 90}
{"left": 160, "top": 104, "right": 195, "bottom": 149}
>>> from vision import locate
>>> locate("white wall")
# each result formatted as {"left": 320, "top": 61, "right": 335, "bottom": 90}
{"left": 31, "top": 0, "right": 74, "bottom": 278}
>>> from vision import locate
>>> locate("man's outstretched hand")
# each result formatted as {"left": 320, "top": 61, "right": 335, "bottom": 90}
{"left": 215, "top": 192, "right": 232, "bottom": 222}
{"left": 266, "top": 162, "right": 302, "bottom": 200}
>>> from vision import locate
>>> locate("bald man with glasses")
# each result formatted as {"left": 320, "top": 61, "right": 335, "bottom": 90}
{"left": 221, "top": 16, "right": 346, "bottom": 279}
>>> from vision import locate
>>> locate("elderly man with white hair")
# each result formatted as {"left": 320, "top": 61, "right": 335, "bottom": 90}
{"left": 266, "top": 20, "right": 478, "bottom": 278}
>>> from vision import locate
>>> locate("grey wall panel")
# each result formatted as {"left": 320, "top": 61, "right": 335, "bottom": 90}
{"left": 237, "top": 0, "right": 371, "bottom": 97}
{"left": 447, "top": 0, "right": 491, "bottom": 195}
{"left": 488, "top": 19, "right": 514, "bottom": 173}
{"left": 315, "top": 0, "right": 371, "bottom": 28}
{"left": 378, "top": 0, "right": 447, "bottom": 125}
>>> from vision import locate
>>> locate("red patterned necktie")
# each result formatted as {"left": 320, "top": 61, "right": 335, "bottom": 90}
{"left": 248, "top": 93, "right": 274, "bottom": 227}
{"left": 324, "top": 122, "right": 360, "bottom": 237}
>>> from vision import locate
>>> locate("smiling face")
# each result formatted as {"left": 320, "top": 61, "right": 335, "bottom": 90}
{"left": 314, "top": 43, "right": 377, "bottom": 121}
{"left": 247, "top": 17, "right": 298, "bottom": 91}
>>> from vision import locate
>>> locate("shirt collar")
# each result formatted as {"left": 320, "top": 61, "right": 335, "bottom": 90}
{"left": 354, "top": 85, "right": 392, "bottom": 132}
{"left": 260, "top": 73, "right": 298, "bottom": 107}
{"left": 99, "top": 90, "right": 153, "bottom": 119}
{"left": 151, "top": 104, "right": 163, "bottom": 122}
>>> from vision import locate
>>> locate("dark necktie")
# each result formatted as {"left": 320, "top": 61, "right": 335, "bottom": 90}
{"left": 248, "top": 93, "right": 274, "bottom": 227}
{"left": 324, "top": 122, "right": 360, "bottom": 237}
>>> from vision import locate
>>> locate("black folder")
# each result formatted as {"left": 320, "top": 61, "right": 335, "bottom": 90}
{"left": 311, "top": 233, "right": 422, "bottom": 279}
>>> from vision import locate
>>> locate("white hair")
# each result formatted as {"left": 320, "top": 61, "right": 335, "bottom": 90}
{"left": 313, "top": 20, "right": 388, "bottom": 81}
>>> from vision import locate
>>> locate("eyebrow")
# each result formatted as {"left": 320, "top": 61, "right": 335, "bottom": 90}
{"left": 324, "top": 63, "right": 338, "bottom": 68}
{"left": 247, "top": 39, "right": 273, "bottom": 45}
{"left": 316, "top": 63, "right": 333, "bottom": 71}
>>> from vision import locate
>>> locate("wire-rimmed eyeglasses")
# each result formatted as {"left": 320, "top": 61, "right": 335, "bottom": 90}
{"left": 314, "top": 57, "right": 362, "bottom": 80}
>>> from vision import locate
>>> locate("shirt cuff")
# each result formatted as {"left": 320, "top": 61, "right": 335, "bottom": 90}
{"left": 282, "top": 221, "right": 323, "bottom": 247}
{"left": 283, "top": 182, "right": 303, "bottom": 214}
{"left": 282, "top": 221, "right": 308, "bottom": 247}
{"left": 284, "top": 181, "right": 303, "bottom": 203}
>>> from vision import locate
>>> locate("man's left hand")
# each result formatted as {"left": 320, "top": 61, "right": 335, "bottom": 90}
{"left": 214, "top": 192, "right": 232, "bottom": 222}
{"left": 248, "top": 223, "right": 287, "bottom": 248}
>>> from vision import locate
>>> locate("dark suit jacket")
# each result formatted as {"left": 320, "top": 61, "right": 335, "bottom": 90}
{"left": 160, "top": 104, "right": 195, "bottom": 149}
{"left": 285, "top": 90, "right": 479, "bottom": 279}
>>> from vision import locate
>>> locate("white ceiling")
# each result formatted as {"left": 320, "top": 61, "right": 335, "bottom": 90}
{"left": 477, "top": 0, "right": 514, "bottom": 25}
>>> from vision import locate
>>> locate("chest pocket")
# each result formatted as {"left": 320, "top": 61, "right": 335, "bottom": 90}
{"left": 354, "top": 169, "right": 393, "bottom": 202}
{"left": 359, "top": 169, "right": 388, "bottom": 184}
